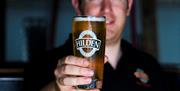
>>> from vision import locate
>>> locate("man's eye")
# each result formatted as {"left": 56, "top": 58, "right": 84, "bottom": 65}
{"left": 113, "top": 0, "right": 123, "bottom": 3}
{"left": 87, "top": 0, "right": 102, "bottom": 3}
{"left": 112, "top": 0, "right": 126, "bottom": 5}
{"left": 88, "top": 0, "right": 101, "bottom": 1}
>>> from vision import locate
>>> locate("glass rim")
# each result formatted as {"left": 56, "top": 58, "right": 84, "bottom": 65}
{"left": 73, "top": 16, "right": 105, "bottom": 22}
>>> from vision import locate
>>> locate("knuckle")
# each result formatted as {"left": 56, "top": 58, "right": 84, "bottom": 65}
{"left": 59, "top": 77, "right": 65, "bottom": 85}
{"left": 64, "top": 56, "right": 73, "bottom": 64}
{"left": 54, "top": 69, "right": 58, "bottom": 77}
{"left": 57, "top": 57, "right": 66, "bottom": 66}
{"left": 54, "top": 66, "right": 64, "bottom": 78}
{"left": 62, "top": 64, "right": 71, "bottom": 74}
{"left": 57, "top": 59, "right": 62, "bottom": 65}
{"left": 64, "top": 57, "right": 69, "bottom": 64}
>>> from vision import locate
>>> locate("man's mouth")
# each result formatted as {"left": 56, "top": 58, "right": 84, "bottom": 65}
{"left": 106, "top": 20, "right": 114, "bottom": 25}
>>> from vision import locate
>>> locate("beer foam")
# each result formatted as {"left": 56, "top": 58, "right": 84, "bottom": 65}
{"left": 74, "top": 16, "right": 105, "bottom": 22}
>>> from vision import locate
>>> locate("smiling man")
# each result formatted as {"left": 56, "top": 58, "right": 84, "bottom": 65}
{"left": 24, "top": 0, "right": 169, "bottom": 91}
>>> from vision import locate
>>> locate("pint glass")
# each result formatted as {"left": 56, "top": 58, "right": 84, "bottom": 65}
{"left": 72, "top": 16, "right": 106, "bottom": 89}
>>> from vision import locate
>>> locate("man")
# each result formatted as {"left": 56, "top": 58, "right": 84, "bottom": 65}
{"left": 24, "top": 0, "right": 169, "bottom": 91}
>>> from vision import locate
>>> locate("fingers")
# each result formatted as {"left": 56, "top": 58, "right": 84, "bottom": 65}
{"left": 55, "top": 65, "right": 94, "bottom": 77}
{"left": 58, "top": 56, "right": 89, "bottom": 67}
{"left": 55, "top": 55, "right": 94, "bottom": 79}
{"left": 57, "top": 77, "right": 92, "bottom": 86}
{"left": 54, "top": 56, "right": 100, "bottom": 91}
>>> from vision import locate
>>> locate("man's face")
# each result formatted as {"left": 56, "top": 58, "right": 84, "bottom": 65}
{"left": 73, "top": 0, "right": 133, "bottom": 44}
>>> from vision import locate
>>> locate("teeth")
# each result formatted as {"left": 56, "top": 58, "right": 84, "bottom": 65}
{"left": 106, "top": 20, "right": 110, "bottom": 24}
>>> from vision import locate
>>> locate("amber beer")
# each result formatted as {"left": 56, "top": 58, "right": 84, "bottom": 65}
{"left": 72, "top": 16, "right": 106, "bottom": 89}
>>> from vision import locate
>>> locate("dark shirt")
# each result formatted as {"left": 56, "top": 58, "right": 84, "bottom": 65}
{"left": 24, "top": 37, "right": 169, "bottom": 91}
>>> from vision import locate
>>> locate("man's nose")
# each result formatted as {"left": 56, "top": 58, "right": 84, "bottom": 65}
{"left": 102, "top": 0, "right": 112, "bottom": 14}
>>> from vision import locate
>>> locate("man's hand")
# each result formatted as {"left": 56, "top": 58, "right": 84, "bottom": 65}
{"left": 54, "top": 56, "right": 100, "bottom": 91}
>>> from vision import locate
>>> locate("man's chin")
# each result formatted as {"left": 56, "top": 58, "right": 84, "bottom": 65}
{"left": 106, "top": 35, "right": 114, "bottom": 41}
{"left": 106, "top": 37, "right": 114, "bottom": 44}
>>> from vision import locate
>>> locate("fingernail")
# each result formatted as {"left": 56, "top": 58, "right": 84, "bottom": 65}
{"left": 83, "top": 59, "right": 89, "bottom": 65}
{"left": 84, "top": 69, "right": 94, "bottom": 76}
{"left": 85, "top": 78, "right": 92, "bottom": 83}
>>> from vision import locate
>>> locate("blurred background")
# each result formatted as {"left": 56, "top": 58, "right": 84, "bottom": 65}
{"left": 0, "top": 0, "right": 180, "bottom": 91}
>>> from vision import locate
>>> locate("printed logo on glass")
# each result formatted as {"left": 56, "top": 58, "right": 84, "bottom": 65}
{"left": 75, "top": 30, "right": 101, "bottom": 57}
